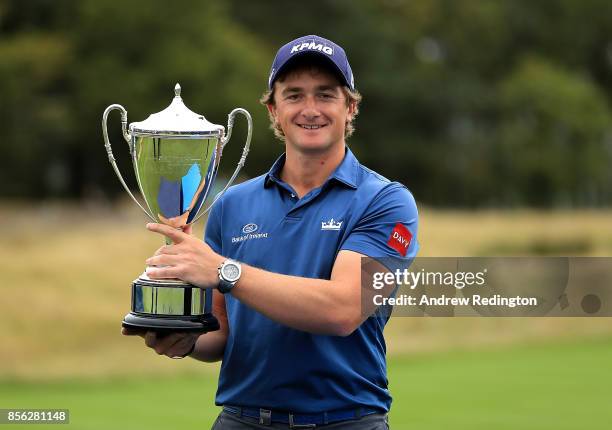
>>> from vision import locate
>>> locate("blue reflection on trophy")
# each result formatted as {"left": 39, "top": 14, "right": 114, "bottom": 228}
{"left": 157, "top": 163, "right": 207, "bottom": 227}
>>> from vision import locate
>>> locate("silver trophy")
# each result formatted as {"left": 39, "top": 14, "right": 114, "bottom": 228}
{"left": 102, "top": 84, "right": 251, "bottom": 333}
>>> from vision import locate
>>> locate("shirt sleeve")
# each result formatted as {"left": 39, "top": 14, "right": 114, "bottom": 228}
{"left": 340, "top": 183, "right": 419, "bottom": 261}
{"left": 204, "top": 195, "right": 223, "bottom": 255}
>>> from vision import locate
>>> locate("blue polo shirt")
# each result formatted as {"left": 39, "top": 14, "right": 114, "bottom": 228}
{"left": 205, "top": 147, "right": 418, "bottom": 413}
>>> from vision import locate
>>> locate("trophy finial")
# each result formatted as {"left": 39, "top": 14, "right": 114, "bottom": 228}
{"left": 174, "top": 83, "right": 181, "bottom": 97}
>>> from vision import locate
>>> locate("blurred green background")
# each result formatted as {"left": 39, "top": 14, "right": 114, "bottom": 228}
{"left": 1, "top": 0, "right": 612, "bottom": 429}
{"left": 3, "top": 0, "right": 612, "bottom": 207}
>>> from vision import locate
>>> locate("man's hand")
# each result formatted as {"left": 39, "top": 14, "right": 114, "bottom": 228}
{"left": 121, "top": 327, "right": 147, "bottom": 338}
{"left": 145, "top": 223, "right": 224, "bottom": 288}
{"left": 122, "top": 327, "right": 200, "bottom": 359}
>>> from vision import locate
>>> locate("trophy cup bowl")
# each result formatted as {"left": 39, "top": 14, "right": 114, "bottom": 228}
{"left": 102, "top": 84, "right": 252, "bottom": 333}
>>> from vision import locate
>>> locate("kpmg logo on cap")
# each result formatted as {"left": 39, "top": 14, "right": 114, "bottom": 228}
{"left": 290, "top": 39, "right": 334, "bottom": 56}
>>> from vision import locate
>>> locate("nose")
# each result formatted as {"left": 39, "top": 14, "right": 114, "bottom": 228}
{"left": 301, "top": 95, "right": 320, "bottom": 119}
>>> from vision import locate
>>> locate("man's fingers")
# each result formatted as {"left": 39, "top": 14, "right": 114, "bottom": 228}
{"left": 121, "top": 327, "right": 146, "bottom": 338}
{"left": 153, "top": 245, "right": 181, "bottom": 256}
{"left": 146, "top": 266, "right": 181, "bottom": 279}
{"left": 165, "top": 337, "right": 195, "bottom": 358}
{"left": 135, "top": 330, "right": 198, "bottom": 357}
{"left": 146, "top": 254, "right": 182, "bottom": 267}
{"left": 155, "top": 335, "right": 183, "bottom": 355}
{"left": 146, "top": 223, "right": 187, "bottom": 244}
{"left": 144, "top": 331, "right": 157, "bottom": 349}
{"left": 143, "top": 332, "right": 175, "bottom": 354}
{"left": 146, "top": 332, "right": 189, "bottom": 355}
{"left": 166, "top": 334, "right": 200, "bottom": 358}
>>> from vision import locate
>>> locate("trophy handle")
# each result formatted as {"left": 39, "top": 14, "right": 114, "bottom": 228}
{"left": 102, "top": 104, "right": 157, "bottom": 222}
{"left": 195, "top": 108, "right": 252, "bottom": 221}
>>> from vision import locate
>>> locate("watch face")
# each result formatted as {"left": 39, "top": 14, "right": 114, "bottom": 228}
{"left": 222, "top": 263, "right": 241, "bottom": 282}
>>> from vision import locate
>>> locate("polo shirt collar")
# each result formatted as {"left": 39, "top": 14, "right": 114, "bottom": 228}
{"left": 331, "top": 147, "right": 359, "bottom": 189}
{"left": 264, "top": 146, "right": 359, "bottom": 189}
{"left": 264, "top": 153, "right": 286, "bottom": 187}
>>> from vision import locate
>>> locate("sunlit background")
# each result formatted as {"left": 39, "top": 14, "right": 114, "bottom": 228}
{"left": 1, "top": 1, "right": 611, "bottom": 429}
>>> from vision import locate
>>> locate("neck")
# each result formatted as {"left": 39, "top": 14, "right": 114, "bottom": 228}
{"left": 280, "top": 143, "right": 346, "bottom": 198}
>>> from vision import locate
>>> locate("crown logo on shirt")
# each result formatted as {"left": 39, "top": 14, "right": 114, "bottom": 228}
{"left": 321, "top": 218, "right": 343, "bottom": 231}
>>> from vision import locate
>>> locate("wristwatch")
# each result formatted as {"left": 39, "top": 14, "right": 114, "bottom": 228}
{"left": 218, "top": 259, "right": 242, "bottom": 294}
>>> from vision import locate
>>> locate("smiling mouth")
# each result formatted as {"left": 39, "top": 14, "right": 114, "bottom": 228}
{"left": 298, "top": 124, "right": 327, "bottom": 130}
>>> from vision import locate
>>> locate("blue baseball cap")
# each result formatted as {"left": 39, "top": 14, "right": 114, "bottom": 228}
{"left": 268, "top": 35, "right": 355, "bottom": 91}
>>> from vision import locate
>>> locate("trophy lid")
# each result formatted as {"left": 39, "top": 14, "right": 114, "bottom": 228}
{"left": 129, "top": 83, "right": 224, "bottom": 137}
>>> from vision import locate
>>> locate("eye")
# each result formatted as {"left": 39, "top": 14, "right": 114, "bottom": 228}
{"left": 318, "top": 92, "right": 336, "bottom": 100}
{"left": 285, "top": 94, "right": 301, "bottom": 101}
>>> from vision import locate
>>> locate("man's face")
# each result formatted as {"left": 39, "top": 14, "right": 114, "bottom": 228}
{"left": 268, "top": 68, "right": 354, "bottom": 154}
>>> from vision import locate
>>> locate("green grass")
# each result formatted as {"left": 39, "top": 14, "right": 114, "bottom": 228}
{"left": 1, "top": 336, "right": 611, "bottom": 430}
{"left": 388, "top": 336, "right": 612, "bottom": 429}
{"left": 0, "top": 375, "right": 220, "bottom": 429}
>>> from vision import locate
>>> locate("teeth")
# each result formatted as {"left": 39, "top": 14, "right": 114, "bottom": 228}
{"left": 300, "top": 125, "right": 323, "bottom": 129}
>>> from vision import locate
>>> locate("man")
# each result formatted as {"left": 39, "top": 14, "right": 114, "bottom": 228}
{"left": 124, "top": 35, "right": 418, "bottom": 429}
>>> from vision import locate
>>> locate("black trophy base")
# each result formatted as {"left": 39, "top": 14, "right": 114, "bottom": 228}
{"left": 122, "top": 312, "right": 220, "bottom": 334}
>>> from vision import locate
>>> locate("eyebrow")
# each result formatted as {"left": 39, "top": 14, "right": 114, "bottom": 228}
{"left": 281, "top": 85, "right": 339, "bottom": 95}
{"left": 281, "top": 87, "right": 302, "bottom": 95}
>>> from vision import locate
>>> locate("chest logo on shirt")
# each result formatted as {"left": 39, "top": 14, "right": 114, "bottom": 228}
{"left": 231, "top": 223, "right": 269, "bottom": 243}
{"left": 321, "top": 218, "right": 343, "bottom": 231}
{"left": 387, "top": 222, "right": 412, "bottom": 257}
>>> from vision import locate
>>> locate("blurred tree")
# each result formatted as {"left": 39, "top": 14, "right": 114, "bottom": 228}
{"left": 1, "top": 0, "right": 611, "bottom": 207}
{"left": 0, "top": 0, "right": 272, "bottom": 200}
{"left": 498, "top": 56, "right": 611, "bottom": 206}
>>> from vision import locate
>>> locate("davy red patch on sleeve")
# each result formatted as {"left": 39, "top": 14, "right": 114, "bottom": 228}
{"left": 387, "top": 222, "right": 412, "bottom": 257}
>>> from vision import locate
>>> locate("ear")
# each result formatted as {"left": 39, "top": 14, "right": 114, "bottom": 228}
{"left": 346, "top": 100, "right": 356, "bottom": 122}
{"left": 267, "top": 102, "right": 277, "bottom": 120}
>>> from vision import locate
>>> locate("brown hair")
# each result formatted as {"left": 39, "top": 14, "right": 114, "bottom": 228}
{"left": 260, "top": 56, "right": 362, "bottom": 141}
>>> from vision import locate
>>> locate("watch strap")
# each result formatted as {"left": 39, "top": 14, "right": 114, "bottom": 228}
{"left": 217, "top": 277, "right": 235, "bottom": 294}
